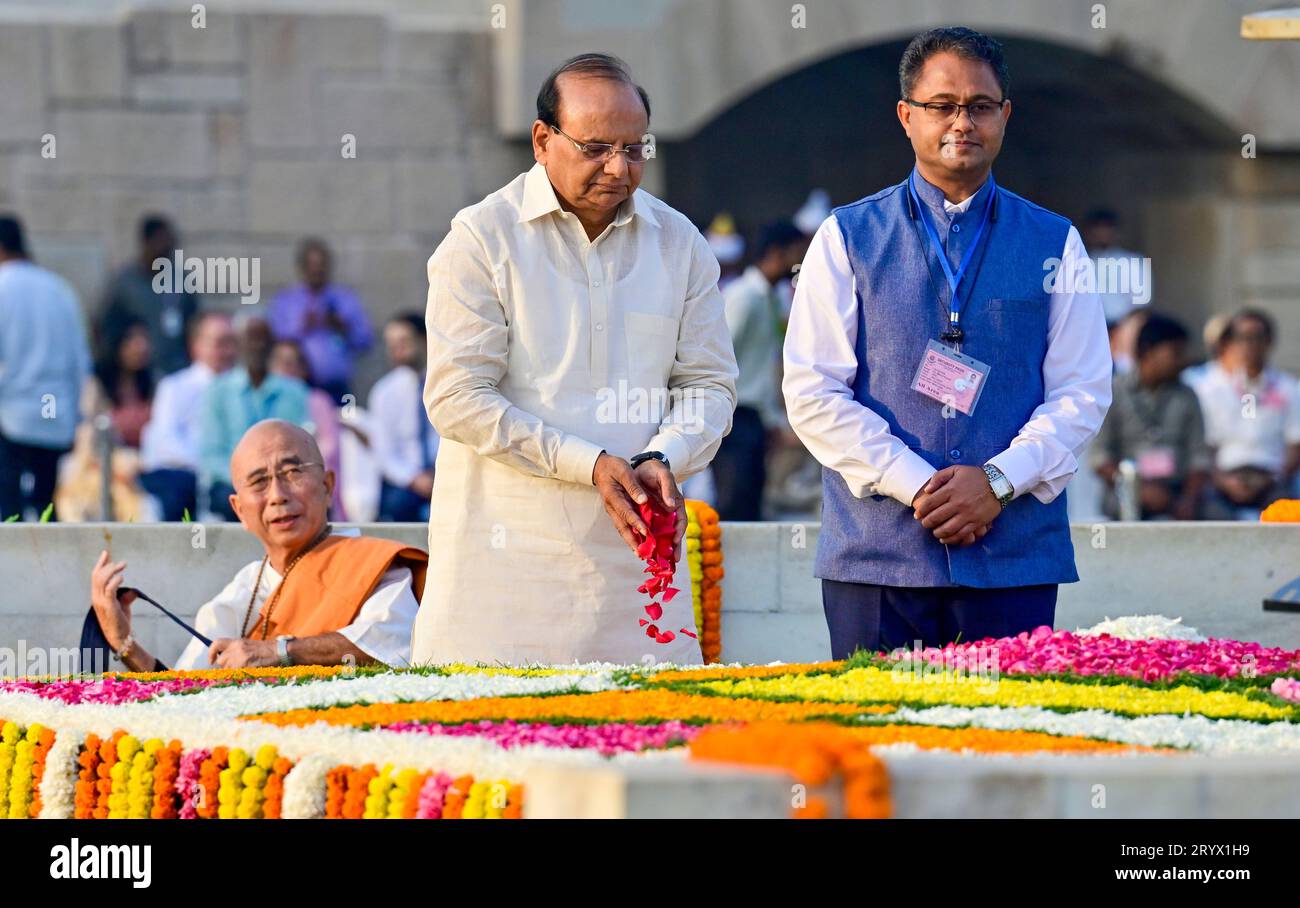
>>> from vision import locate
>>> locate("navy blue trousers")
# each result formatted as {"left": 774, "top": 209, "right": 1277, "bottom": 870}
{"left": 379, "top": 480, "right": 430, "bottom": 522}
{"left": 821, "top": 579, "right": 1058, "bottom": 658}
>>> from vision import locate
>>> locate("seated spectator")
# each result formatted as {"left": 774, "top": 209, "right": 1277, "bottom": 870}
{"left": 200, "top": 317, "right": 310, "bottom": 520}
{"left": 267, "top": 237, "right": 373, "bottom": 404}
{"left": 1091, "top": 314, "right": 1210, "bottom": 520}
{"left": 138, "top": 311, "right": 238, "bottom": 521}
{"left": 269, "top": 338, "right": 346, "bottom": 520}
{"left": 368, "top": 313, "right": 437, "bottom": 522}
{"left": 88, "top": 316, "right": 154, "bottom": 450}
{"left": 1181, "top": 313, "right": 1233, "bottom": 390}
{"left": 55, "top": 426, "right": 159, "bottom": 523}
{"left": 1192, "top": 309, "right": 1300, "bottom": 517}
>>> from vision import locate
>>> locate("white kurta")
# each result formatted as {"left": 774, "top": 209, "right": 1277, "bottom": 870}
{"left": 173, "top": 529, "right": 420, "bottom": 669}
{"left": 412, "top": 164, "right": 738, "bottom": 666}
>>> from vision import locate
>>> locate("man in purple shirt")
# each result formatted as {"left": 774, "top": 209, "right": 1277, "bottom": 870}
{"left": 267, "top": 237, "right": 373, "bottom": 403}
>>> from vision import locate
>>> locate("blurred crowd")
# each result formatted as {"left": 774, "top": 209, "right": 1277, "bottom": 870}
{"left": 0, "top": 213, "right": 437, "bottom": 524}
{"left": 1, "top": 201, "right": 1296, "bottom": 525}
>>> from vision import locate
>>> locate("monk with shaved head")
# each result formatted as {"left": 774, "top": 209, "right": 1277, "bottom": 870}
{"left": 90, "top": 419, "right": 427, "bottom": 670}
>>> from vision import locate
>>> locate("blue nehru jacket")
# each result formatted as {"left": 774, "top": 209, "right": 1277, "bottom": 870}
{"left": 815, "top": 168, "right": 1078, "bottom": 589}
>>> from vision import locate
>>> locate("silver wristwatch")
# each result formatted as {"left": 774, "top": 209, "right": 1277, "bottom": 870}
{"left": 982, "top": 464, "right": 1014, "bottom": 509}
{"left": 276, "top": 635, "right": 295, "bottom": 666}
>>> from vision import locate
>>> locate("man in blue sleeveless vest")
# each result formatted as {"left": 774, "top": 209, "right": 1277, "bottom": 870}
{"left": 783, "top": 27, "right": 1113, "bottom": 657}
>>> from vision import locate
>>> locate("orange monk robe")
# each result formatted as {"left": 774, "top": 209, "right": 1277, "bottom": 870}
{"left": 251, "top": 535, "right": 428, "bottom": 639}
{"left": 173, "top": 532, "right": 427, "bottom": 669}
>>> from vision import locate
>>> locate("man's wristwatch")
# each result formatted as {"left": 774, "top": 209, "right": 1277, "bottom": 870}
{"left": 983, "top": 464, "right": 1015, "bottom": 510}
{"left": 276, "top": 635, "right": 295, "bottom": 667}
{"left": 629, "top": 451, "right": 670, "bottom": 472}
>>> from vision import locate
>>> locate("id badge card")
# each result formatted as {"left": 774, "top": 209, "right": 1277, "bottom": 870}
{"left": 910, "top": 339, "right": 991, "bottom": 416}
{"left": 1135, "top": 446, "right": 1177, "bottom": 480}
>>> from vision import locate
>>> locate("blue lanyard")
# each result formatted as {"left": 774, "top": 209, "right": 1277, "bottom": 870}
{"left": 907, "top": 172, "right": 996, "bottom": 334}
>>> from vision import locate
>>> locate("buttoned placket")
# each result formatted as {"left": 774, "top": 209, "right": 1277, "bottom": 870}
{"left": 585, "top": 230, "right": 611, "bottom": 390}
{"left": 939, "top": 203, "right": 974, "bottom": 471}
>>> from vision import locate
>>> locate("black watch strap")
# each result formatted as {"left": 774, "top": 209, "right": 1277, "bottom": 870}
{"left": 629, "top": 450, "right": 670, "bottom": 471}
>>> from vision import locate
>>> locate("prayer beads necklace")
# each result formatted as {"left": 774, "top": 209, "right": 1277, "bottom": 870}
{"left": 240, "top": 523, "right": 333, "bottom": 640}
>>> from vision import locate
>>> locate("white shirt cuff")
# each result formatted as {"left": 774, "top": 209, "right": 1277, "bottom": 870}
{"left": 642, "top": 434, "right": 693, "bottom": 483}
{"left": 559, "top": 434, "right": 607, "bottom": 486}
{"left": 987, "top": 445, "right": 1040, "bottom": 501}
{"left": 879, "top": 451, "right": 938, "bottom": 507}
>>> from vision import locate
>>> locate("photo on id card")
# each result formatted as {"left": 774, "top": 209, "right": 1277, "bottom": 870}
{"left": 910, "top": 339, "right": 991, "bottom": 416}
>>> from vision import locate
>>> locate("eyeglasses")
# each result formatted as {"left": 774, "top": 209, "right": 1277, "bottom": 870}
{"left": 549, "top": 124, "right": 654, "bottom": 164}
{"left": 239, "top": 462, "right": 323, "bottom": 496}
{"left": 904, "top": 98, "right": 1007, "bottom": 125}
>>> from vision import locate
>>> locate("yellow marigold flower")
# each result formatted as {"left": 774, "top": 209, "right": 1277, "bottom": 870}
{"left": 117, "top": 735, "right": 140, "bottom": 761}
{"left": 691, "top": 666, "right": 1291, "bottom": 721}
{"left": 254, "top": 745, "right": 277, "bottom": 771}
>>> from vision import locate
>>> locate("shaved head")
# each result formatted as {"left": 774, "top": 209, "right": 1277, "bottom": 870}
{"left": 228, "top": 419, "right": 334, "bottom": 565}
{"left": 231, "top": 419, "right": 323, "bottom": 477}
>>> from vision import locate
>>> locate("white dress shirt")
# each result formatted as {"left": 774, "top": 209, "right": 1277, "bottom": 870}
{"left": 173, "top": 529, "right": 419, "bottom": 669}
{"left": 140, "top": 362, "right": 217, "bottom": 473}
{"left": 723, "top": 265, "right": 786, "bottom": 428}
{"left": 412, "top": 163, "right": 737, "bottom": 666}
{"left": 369, "top": 364, "right": 439, "bottom": 487}
{"left": 1191, "top": 362, "right": 1300, "bottom": 474}
{"left": 783, "top": 187, "right": 1112, "bottom": 508}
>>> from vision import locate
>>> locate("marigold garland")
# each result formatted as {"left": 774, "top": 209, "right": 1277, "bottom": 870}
{"left": 109, "top": 665, "right": 351, "bottom": 682}
{"left": 689, "top": 666, "right": 1295, "bottom": 721}
{"left": 1261, "top": 499, "right": 1300, "bottom": 523}
{"left": 246, "top": 689, "right": 896, "bottom": 729}
{"left": 690, "top": 722, "right": 892, "bottom": 819}
{"left": 685, "top": 500, "right": 723, "bottom": 662}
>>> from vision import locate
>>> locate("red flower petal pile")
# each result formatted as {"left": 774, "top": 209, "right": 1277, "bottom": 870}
{"left": 633, "top": 501, "right": 695, "bottom": 644}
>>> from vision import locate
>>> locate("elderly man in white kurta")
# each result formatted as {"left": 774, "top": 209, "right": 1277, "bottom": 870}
{"left": 411, "top": 54, "right": 737, "bottom": 666}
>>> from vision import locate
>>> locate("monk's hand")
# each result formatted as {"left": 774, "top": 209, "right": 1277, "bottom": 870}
{"left": 593, "top": 452, "right": 651, "bottom": 554}
{"left": 634, "top": 458, "right": 687, "bottom": 563}
{"left": 208, "top": 637, "right": 278, "bottom": 669}
{"left": 914, "top": 465, "right": 1002, "bottom": 545}
{"left": 90, "top": 549, "right": 137, "bottom": 650}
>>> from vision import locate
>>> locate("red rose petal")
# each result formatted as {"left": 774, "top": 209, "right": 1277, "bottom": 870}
{"left": 645, "top": 603, "right": 663, "bottom": 621}
{"left": 655, "top": 630, "right": 676, "bottom": 644}
{"left": 680, "top": 628, "right": 697, "bottom": 638}
{"left": 662, "top": 587, "right": 681, "bottom": 602}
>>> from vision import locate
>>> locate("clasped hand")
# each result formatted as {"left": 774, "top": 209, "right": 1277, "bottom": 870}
{"left": 911, "top": 464, "right": 1003, "bottom": 546}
